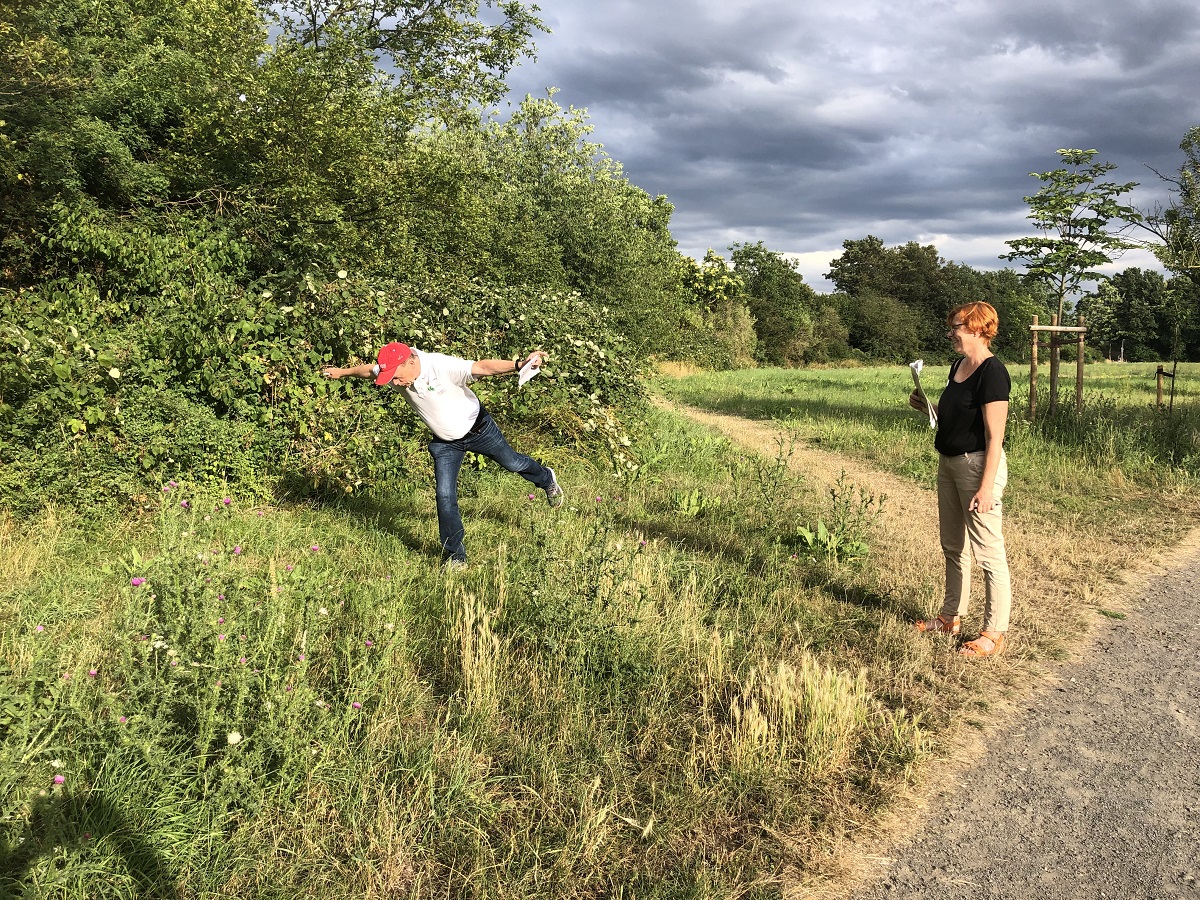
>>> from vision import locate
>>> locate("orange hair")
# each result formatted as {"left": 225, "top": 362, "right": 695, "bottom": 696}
{"left": 948, "top": 301, "right": 999, "bottom": 345}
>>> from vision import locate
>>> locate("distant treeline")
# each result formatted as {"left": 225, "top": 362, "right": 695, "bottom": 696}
{"left": 1, "top": 0, "right": 1197, "bottom": 509}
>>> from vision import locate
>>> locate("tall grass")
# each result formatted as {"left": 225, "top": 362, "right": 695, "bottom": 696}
{"left": 4, "top": 362, "right": 1196, "bottom": 897}
{"left": 3, "top": 410, "right": 924, "bottom": 898}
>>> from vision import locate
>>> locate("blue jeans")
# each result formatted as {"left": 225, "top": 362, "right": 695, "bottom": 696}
{"left": 427, "top": 412, "right": 554, "bottom": 563}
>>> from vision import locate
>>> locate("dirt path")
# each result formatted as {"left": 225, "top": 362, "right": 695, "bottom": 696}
{"left": 663, "top": 401, "right": 1200, "bottom": 900}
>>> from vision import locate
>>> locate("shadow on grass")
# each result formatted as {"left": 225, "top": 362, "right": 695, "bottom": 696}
{"left": 276, "top": 469, "right": 438, "bottom": 557}
{"left": 0, "top": 791, "right": 179, "bottom": 898}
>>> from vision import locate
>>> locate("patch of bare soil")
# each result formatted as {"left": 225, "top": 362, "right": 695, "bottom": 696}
{"left": 663, "top": 400, "right": 1200, "bottom": 900}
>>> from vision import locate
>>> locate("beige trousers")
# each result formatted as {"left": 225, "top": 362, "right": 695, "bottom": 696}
{"left": 937, "top": 449, "right": 1012, "bottom": 633}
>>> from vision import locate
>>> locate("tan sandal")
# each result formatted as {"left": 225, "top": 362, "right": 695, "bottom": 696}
{"left": 915, "top": 614, "right": 960, "bottom": 636}
{"left": 960, "top": 630, "right": 1005, "bottom": 658}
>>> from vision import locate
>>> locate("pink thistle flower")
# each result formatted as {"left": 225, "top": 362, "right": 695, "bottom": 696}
{"left": 162, "top": 486, "right": 171, "bottom": 493}
{"left": 181, "top": 500, "right": 189, "bottom": 508}
{"left": 53, "top": 775, "right": 65, "bottom": 785}
{"left": 528, "top": 493, "right": 535, "bottom": 500}
{"left": 35, "top": 625, "right": 45, "bottom": 632}
{"left": 256, "top": 510, "right": 263, "bottom": 517}
{"left": 298, "top": 654, "right": 306, "bottom": 662}
{"left": 218, "top": 616, "right": 224, "bottom": 623}
{"left": 87, "top": 669, "right": 98, "bottom": 678}
{"left": 223, "top": 497, "right": 232, "bottom": 506}
{"left": 218, "top": 634, "right": 226, "bottom": 641}
{"left": 351, "top": 701, "right": 362, "bottom": 710}
{"left": 130, "top": 577, "right": 145, "bottom": 587}
{"left": 239, "top": 657, "right": 247, "bottom": 664}
{"left": 364, "top": 640, "right": 373, "bottom": 648}
{"left": 62, "top": 673, "right": 71, "bottom": 681}
{"left": 233, "top": 546, "right": 242, "bottom": 555}
{"left": 118, "top": 716, "right": 127, "bottom": 724}
{"left": 218, "top": 595, "right": 224, "bottom": 602}
{"left": 310, "top": 544, "right": 319, "bottom": 552}
{"left": 286, "top": 565, "right": 293, "bottom": 572}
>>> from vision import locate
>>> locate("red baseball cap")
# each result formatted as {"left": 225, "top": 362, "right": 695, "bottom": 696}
{"left": 375, "top": 342, "right": 412, "bottom": 385}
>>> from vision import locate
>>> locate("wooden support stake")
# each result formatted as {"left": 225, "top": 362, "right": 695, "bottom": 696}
{"left": 1029, "top": 314, "right": 1039, "bottom": 422}
{"left": 1076, "top": 315, "right": 1085, "bottom": 413}
{"left": 1157, "top": 365, "right": 1164, "bottom": 408}
{"left": 1049, "top": 314, "right": 1060, "bottom": 415}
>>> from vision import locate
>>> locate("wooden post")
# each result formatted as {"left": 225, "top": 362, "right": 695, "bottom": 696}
{"left": 1075, "top": 315, "right": 1085, "bottom": 413}
{"left": 1049, "top": 314, "right": 1060, "bottom": 415}
{"left": 1157, "top": 365, "right": 1164, "bottom": 408}
{"left": 1029, "top": 315, "right": 1039, "bottom": 422}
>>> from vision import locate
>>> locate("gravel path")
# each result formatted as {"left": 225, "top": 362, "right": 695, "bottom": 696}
{"left": 847, "top": 540, "right": 1200, "bottom": 900}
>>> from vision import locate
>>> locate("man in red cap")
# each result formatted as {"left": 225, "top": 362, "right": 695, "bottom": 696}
{"left": 322, "top": 343, "right": 563, "bottom": 569}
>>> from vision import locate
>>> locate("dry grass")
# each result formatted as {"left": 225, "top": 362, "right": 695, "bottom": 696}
{"left": 0, "top": 511, "right": 62, "bottom": 594}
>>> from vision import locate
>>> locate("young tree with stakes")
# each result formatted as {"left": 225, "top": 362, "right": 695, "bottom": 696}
{"left": 1001, "top": 149, "right": 1141, "bottom": 409}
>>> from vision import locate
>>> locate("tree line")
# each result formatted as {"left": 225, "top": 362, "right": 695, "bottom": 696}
{"left": 1, "top": 0, "right": 1198, "bottom": 509}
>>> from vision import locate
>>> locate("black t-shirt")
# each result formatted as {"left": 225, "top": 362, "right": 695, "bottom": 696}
{"left": 934, "top": 356, "right": 1010, "bottom": 456}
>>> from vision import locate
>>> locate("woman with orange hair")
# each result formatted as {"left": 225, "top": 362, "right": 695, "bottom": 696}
{"left": 909, "top": 301, "right": 1012, "bottom": 657}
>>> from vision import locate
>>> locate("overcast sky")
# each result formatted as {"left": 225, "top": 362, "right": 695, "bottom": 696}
{"left": 500, "top": 0, "right": 1200, "bottom": 292}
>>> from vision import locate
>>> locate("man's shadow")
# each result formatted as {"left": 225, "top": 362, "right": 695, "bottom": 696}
{"left": 0, "top": 790, "right": 179, "bottom": 898}
{"left": 277, "top": 470, "right": 435, "bottom": 556}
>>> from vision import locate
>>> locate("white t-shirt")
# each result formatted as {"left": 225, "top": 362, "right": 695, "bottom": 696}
{"left": 374, "top": 350, "right": 480, "bottom": 441}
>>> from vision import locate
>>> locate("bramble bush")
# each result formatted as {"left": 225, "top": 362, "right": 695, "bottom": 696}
{"left": 0, "top": 214, "right": 644, "bottom": 511}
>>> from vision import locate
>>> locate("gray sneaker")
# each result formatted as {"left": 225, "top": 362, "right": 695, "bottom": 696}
{"left": 545, "top": 467, "right": 564, "bottom": 508}
{"left": 445, "top": 558, "right": 468, "bottom": 573}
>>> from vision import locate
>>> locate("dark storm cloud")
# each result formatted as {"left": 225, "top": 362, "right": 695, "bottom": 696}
{"left": 504, "top": 1, "right": 1200, "bottom": 288}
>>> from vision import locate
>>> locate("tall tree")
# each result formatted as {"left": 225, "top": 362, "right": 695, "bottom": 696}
{"left": 270, "top": 0, "right": 543, "bottom": 123}
{"left": 1076, "top": 269, "right": 1167, "bottom": 361}
{"left": 731, "top": 241, "right": 820, "bottom": 366}
{"left": 825, "top": 236, "right": 982, "bottom": 351}
{"left": 1136, "top": 127, "right": 1200, "bottom": 278}
{"left": 1001, "top": 148, "right": 1142, "bottom": 320}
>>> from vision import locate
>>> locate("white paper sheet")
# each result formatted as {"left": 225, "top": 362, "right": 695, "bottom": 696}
{"left": 518, "top": 357, "right": 541, "bottom": 387}
{"left": 909, "top": 359, "right": 938, "bottom": 429}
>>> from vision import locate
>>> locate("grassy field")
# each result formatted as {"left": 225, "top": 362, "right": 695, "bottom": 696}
{"left": 3, "top": 362, "right": 1198, "bottom": 898}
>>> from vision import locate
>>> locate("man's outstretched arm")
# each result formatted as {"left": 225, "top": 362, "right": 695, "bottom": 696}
{"left": 322, "top": 363, "right": 376, "bottom": 380}
{"left": 471, "top": 349, "right": 548, "bottom": 379}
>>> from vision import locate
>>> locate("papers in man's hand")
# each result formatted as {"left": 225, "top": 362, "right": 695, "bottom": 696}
{"left": 909, "top": 359, "right": 937, "bottom": 429}
{"left": 518, "top": 357, "right": 541, "bottom": 387}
